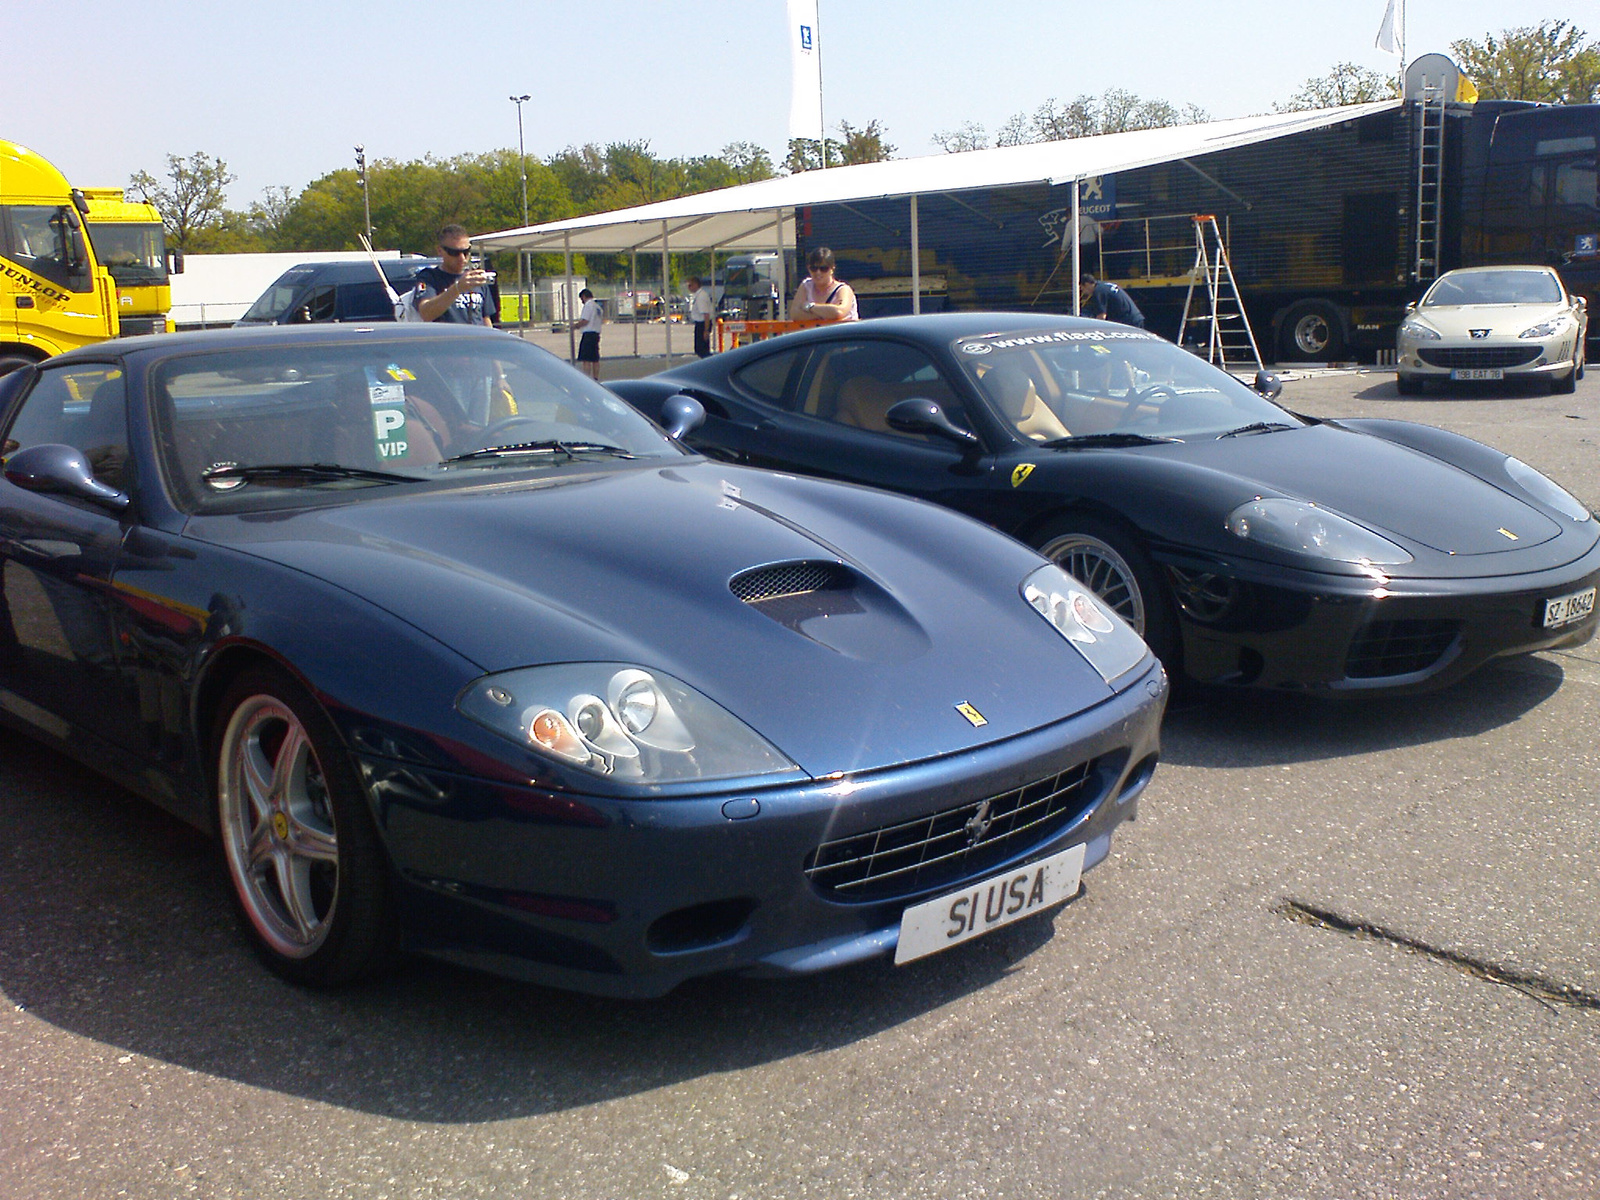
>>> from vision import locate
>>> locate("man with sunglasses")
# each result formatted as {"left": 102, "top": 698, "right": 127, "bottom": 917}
{"left": 413, "top": 224, "right": 496, "bottom": 325}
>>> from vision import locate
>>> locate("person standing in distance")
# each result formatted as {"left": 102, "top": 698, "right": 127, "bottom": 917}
{"left": 574, "top": 288, "right": 604, "bottom": 380}
{"left": 414, "top": 225, "right": 495, "bottom": 325}
{"left": 790, "top": 247, "right": 859, "bottom": 322}
{"left": 1078, "top": 273, "right": 1145, "bottom": 328}
{"left": 686, "top": 276, "right": 715, "bottom": 358}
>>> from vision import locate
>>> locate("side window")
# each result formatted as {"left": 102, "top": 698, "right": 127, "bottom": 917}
{"left": 337, "top": 281, "right": 392, "bottom": 321}
{"left": 3, "top": 205, "right": 71, "bottom": 287}
{"left": 730, "top": 347, "right": 806, "bottom": 409}
{"left": 1554, "top": 157, "right": 1597, "bottom": 213}
{"left": 1, "top": 365, "right": 130, "bottom": 489}
{"left": 799, "top": 340, "right": 968, "bottom": 438}
{"left": 305, "top": 285, "right": 337, "bottom": 323}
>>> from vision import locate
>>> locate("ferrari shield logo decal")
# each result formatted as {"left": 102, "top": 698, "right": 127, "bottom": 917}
{"left": 1011, "top": 463, "right": 1036, "bottom": 488}
{"left": 1497, "top": 527, "right": 1519, "bottom": 540}
{"left": 955, "top": 702, "right": 988, "bottom": 727}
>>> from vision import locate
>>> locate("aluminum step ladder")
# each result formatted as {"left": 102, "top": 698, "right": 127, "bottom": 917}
{"left": 1412, "top": 84, "right": 1446, "bottom": 283}
{"left": 1178, "top": 214, "right": 1263, "bottom": 374}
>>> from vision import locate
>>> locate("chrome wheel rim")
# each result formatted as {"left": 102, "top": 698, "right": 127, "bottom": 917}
{"left": 1038, "top": 532, "right": 1147, "bottom": 635}
{"left": 1292, "top": 314, "right": 1331, "bottom": 356}
{"left": 218, "top": 695, "right": 340, "bottom": 959}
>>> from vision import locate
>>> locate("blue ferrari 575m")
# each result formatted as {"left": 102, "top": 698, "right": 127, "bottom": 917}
{"left": 0, "top": 323, "right": 1165, "bottom": 997}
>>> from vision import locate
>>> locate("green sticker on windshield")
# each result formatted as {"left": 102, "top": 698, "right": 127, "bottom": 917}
{"left": 366, "top": 367, "right": 409, "bottom": 460}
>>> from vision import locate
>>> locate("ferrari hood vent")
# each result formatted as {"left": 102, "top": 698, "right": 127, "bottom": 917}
{"left": 730, "top": 560, "right": 852, "bottom": 604}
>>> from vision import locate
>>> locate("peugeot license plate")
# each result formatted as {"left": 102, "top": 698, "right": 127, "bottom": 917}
{"left": 1544, "top": 586, "right": 1596, "bottom": 629}
{"left": 894, "top": 843, "right": 1085, "bottom": 965}
{"left": 1451, "top": 368, "right": 1503, "bottom": 381}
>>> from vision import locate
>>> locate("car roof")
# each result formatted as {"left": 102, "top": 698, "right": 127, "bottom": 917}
{"left": 47, "top": 320, "right": 512, "bottom": 365}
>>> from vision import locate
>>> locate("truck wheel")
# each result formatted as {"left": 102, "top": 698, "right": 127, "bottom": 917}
{"left": 0, "top": 355, "right": 36, "bottom": 379}
{"left": 1278, "top": 303, "right": 1345, "bottom": 363}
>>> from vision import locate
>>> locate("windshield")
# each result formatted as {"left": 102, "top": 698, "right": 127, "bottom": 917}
{"left": 152, "top": 336, "right": 685, "bottom": 513}
{"left": 1422, "top": 270, "right": 1563, "bottom": 306}
{"left": 955, "top": 328, "right": 1301, "bottom": 442}
{"left": 86, "top": 222, "right": 168, "bottom": 286}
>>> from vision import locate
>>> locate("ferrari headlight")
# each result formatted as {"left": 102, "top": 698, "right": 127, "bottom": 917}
{"left": 1518, "top": 314, "right": 1573, "bottom": 340}
{"left": 458, "top": 664, "right": 798, "bottom": 783}
{"left": 1227, "top": 499, "right": 1413, "bottom": 565}
{"left": 1505, "top": 457, "right": 1592, "bottom": 522}
{"left": 1022, "top": 563, "right": 1149, "bottom": 684}
{"left": 1399, "top": 318, "right": 1441, "bottom": 341}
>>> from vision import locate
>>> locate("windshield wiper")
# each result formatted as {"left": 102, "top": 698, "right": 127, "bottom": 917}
{"left": 200, "top": 462, "right": 415, "bottom": 487}
{"left": 441, "top": 440, "right": 637, "bottom": 465}
{"left": 1217, "top": 421, "right": 1297, "bottom": 439}
{"left": 1041, "top": 432, "right": 1182, "bottom": 448}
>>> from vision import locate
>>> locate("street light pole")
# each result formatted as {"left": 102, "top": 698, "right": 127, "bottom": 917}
{"left": 353, "top": 145, "right": 372, "bottom": 244}
{"left": 510, "top": 94, "right": 531, "bottom": 333}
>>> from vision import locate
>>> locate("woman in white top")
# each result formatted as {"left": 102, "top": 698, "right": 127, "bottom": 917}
{"left": 790, "top": 247, "right": 859, "bottom": 322}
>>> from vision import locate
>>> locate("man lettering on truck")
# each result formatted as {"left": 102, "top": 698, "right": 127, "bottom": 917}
{"left": 413, "top": 225, "right": 494, "bottom": 325}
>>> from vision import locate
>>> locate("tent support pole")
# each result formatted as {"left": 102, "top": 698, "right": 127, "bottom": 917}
{"left": 565, "top": 233, "right": 576, "bottom": 362}
{"left": 910, "top": 194, "right": 921, "bottom": 316}
{"left": 662, "top": 221, "right": 671, "bottom": 363}
{"left": 631, "top": 250, "right": 639, "bottom": 357}
{"left": 1071, "top": 183, "right": 1081, "bottom": 316}
{"left": 774, "top": 211, "right": 787, "bottom": 320}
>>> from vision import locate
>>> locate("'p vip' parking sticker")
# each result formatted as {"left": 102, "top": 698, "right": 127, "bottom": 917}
{"left": 366, "top": 367, "right": 409, "bottom": 459}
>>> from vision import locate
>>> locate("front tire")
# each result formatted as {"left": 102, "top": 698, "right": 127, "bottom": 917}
{"left": 1033, "top": 515, "right": 1179, "bottom": 669}
{"left": 214, "top": 667, "right": 396, "bottom": 985}
{"left": 1396, "top": 373, "right": 1425, "bottom": 396}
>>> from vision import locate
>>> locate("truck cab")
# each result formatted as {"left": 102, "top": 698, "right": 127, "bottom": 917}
{"left": 81, "top": 187, "right": 180, "bottom": 337}
{"left": 0, "top": 140, "right": 119, "bottom": 375}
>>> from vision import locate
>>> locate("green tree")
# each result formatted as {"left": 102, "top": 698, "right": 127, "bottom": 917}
{"left": 1451, "top": 20, "right": 1600, "bottom": 104}
{"left": 128, "top": 151, "right": 237, "bottom": 250}
{"left": 993, "top": 91, "right": 1209, "bottom": 145}
{"left": 718, "top": 142, "right": 777, "bottom": 184}
{"left": 837, "top": 120, "right": 896, "bottom": 165}
{"left": 1276, "top": 62, "right": 1400, "bottom": 112}
{"left": 933, "top": 122, "right": 988, "bottom": 154}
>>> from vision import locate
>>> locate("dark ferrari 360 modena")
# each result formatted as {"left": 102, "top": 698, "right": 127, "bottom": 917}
{"left": 0, "top": 323, "right": 1165, "bottom": 997}
{"left": 609, "top": 313, "right": 1600, "bottom": 694}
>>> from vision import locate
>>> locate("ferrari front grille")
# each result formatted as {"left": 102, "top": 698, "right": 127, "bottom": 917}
{"left": 1418, "top": 346, "right": 1541, "bottom": 369}
{"left": 1345, "top": 619, "right": 1461, "bottom": 679}
{"left": 804, "top": 760, "right": 1100, "bottom": 902}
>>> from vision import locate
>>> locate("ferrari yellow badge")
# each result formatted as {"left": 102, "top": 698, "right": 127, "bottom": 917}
{"left": 955, "top": 702, "right": 988, "bottom": 727}
{"left": 1011, "top": 463, "right": 1036, "bottom": 488}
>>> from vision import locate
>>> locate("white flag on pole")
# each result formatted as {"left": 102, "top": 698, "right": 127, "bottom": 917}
{"left": 787, "top": 0, "right": 824, "bottom": 144}
{"left": 1374, "top": 0, "right": 1401, "bottom": 57}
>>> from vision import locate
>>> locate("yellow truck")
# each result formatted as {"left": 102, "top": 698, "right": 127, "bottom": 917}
{"left": 0, "top": 139, "right": 119, "bottom": 375}
{"left": 81, "top": 186, "right": 179, "bottom": 337}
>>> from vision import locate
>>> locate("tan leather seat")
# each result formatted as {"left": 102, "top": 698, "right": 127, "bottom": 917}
{"left": 835, "top": 376, "right": 896, "bottom": 432}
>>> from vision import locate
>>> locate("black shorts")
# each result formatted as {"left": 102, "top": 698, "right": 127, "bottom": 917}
{"left": 578, "top": 331, "right": 601, "bottom": 362}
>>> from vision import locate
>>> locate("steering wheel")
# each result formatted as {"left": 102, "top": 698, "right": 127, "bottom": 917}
{"left": 1121, "top": 383, "right": 1176, "bottom": 429}
{"left": 478, "top": 416, "right": 552, "bottom": 445}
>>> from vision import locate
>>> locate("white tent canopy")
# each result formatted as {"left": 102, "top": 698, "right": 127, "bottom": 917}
{"left": 475, "top": 101, "right": 1401, "bottom": 256}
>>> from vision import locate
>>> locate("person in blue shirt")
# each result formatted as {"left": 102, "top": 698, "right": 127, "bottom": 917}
{"left": 1079, "top": 273, "right": 1145, "bottom": 328}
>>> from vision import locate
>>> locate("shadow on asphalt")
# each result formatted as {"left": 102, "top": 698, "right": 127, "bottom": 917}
{"left": 1346, "top": 378, "right": 1558, "bottom": 403}
{"left": 0, "top": 726, "right": 1061, "bottom": 1123}
{"left": 1158, "top": 656, "right": 1564, "bottom": 769}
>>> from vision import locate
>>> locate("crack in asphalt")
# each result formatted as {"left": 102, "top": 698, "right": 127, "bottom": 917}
{"left": 1278, "top": 898, "right": 1600, "bottom": 1013}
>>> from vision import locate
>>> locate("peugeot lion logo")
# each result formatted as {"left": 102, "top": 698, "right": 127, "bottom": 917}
{"left": 1469, "top": 328, "right": 1491, "bottom": 339}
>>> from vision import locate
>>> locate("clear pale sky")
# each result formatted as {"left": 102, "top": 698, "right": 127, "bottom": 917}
{"left": 3, "top": 0, "right": 1575, "bottom": 210}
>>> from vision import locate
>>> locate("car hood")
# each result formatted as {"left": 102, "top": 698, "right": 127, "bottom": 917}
{"left": 186, "top": 461, "right": 1129, "bottom": 777}
{"left": 1410, "top": 301, "right": 1568, "bottom": 339}
{"left": 1135, "top": 424, "right": 1562, "bottom": 556}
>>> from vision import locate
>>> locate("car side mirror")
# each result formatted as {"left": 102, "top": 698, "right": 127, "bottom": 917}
{"left": 886, "top": 398, "right": 981, "bottom": 447}
{"left": 661, "top": 393, "right": 706, "bottom": 439}
{"left": 1252, "top": 370, "right": 1283, "bottom": 401}
{"left": 3, "top": 443, "right": 130, "bottom": 512}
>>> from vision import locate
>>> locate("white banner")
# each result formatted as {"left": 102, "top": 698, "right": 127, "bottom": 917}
{"left": 787, "top": 0, "right": 824, "bottom": 144}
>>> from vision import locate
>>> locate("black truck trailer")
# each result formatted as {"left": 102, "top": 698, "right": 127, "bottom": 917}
{"left": 798, "top": 69, "right": 1598, "bottom": 363}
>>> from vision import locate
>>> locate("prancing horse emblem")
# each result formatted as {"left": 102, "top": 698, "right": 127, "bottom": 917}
{"left": 1469, "top": 328, "right": 1491, "bottom": 339}
{"left": 964, "top": 799, "right": 995, "bottom": 846}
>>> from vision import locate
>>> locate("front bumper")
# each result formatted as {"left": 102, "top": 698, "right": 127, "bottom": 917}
{"left": 1397, "top": 333, "right": 1580, "bottom": 380}
{"left": 359, "top": 659, "right": 1167, "bottom": 997}
{"left": 1165, "top": 541, "right": 1600, "bottom": 694}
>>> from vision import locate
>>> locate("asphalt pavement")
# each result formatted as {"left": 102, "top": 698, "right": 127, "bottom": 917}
{"left": 1, "top": 362, "right": 1596, "bottom": 1199}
